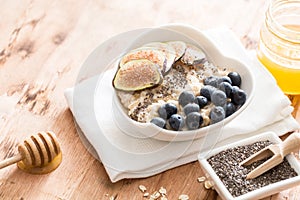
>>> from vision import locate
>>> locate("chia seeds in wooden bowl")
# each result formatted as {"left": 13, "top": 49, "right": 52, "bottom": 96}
{"left": 198, "top": 132, "right": 300, "bottom": 200}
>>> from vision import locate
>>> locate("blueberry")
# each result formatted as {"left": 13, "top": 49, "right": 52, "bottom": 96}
{"left": 178, "top": 91, "right": 195, "bottom": 107}
{"left": 186, "top": 112, "right": 203, "bottom": 130}
{"left": 225, "top": 102, "right": 236, "bottom": 117}
{"left": 169, "top": 114, "right": 184, "bottom": 131}
{"left": 200, "top": 85, "right": 216, "bottom": 101}
{"left": 194, "top": 96, "right": 208, "bottom": 108}
{"left": 230, "top": 86, "right": 239, "bottom": 97}
{"left": 217, "top": 76, "right": 232, "bottom": 85}
{"left": 183, "top": 103, "right": 200, "bottom": 115}
{"left": 228, "top": 72, "right": 241, "bottom": 87}
{"left": 231, "top": 86, "right": 247, "bottom": 105}
{"left": 204, "top": 76, "right": 218, "bottom": 87}
{"left": 150, "top": 117, "right": 166, "bottom": 128}
{"left": 158, "top": 103, "right": 177, "bottom": 119}
{"left": 218, "top": 82, "right": 233, "bottom": 98}
{"left": 210, "top": 106, "right": 226, "bottom": 124}
{"left": 211, "top": 90, "right": 227, "bottom": 107}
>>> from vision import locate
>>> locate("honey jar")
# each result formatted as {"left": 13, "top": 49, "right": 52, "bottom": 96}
{"left": 257, "top": 0, "right": 300, "bottom": 95}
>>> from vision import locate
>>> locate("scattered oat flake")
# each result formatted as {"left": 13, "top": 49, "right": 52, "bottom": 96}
{"left": 143, "top": 192, "right": 150, "bottom": 197}
{"left": 178, "top": 194, "right": 189, "bottom": 200}
{"left": 204, "top": 180, "right": 214, "bottom": 189}
{"left": 159, "top": 187, "right": 167, "bottom": 195}
{"left": 197, "top": 176, "right": 206, "bottom": 182}
{"left": 150, "top": 191, "right": 161, "bottom": 199}
{"left": 109, "top": 196, "right": 115, "bottom": 200}
{"left": 139, "top": 185, "right": 147, "bottom": 193}
{"left": 161, "top": 197, "right": 168, "bottom": 200}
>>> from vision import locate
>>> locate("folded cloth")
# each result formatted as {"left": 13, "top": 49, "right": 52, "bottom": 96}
{"left": 64, "top": 27, "right": 300, "bottom": 182}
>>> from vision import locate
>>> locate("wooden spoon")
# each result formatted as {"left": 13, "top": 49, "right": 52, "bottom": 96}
{"left": 0, "top": 131, "right": 62, "bottom": 174}
{"left": 240, "top": 132, "right": 300, "bottom": 179}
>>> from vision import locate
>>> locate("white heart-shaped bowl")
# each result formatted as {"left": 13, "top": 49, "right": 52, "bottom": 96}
{"left": 112, "top": 24, "right": 255, "bottom": 142}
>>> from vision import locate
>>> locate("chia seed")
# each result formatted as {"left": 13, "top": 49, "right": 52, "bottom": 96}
{"left": 207, "top": 141, "right": 298, "bottom": 197}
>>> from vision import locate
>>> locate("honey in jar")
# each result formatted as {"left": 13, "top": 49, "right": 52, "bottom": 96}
{"left": 257, "top": 0, "right": 300, "bottom": 95}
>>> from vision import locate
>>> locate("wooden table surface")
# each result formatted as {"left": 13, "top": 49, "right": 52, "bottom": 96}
{"left": 1, "top": 0, "right": 300, "bottom": 199}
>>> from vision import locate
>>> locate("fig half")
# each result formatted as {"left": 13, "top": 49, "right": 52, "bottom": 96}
{"left": 119, "top": 48, "right": 167, "bottom": 73}
{"left": 113, "top": 59, "right": 163, "bottom": 91}
{"left": 166, "top": 41, "right": 187, "bottom": 61}
{"left": 181, "top": 44, "right": 206, "bottom": 65}
{"left": 143, "top": 42, "right": 176, "bottom": 73}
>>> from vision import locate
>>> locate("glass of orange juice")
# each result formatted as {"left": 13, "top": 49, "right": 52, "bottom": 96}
{"left": 257, "top": 0, "right": 300, "bottom": 95}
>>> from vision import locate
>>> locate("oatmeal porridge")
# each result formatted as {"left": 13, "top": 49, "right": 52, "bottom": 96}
{"left": 113, "top": 41, "right": 247, "bottom": 131}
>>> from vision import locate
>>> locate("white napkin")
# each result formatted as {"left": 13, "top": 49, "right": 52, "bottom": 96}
{"left": 64, "top": 27, "right": 300, "bottom": 182}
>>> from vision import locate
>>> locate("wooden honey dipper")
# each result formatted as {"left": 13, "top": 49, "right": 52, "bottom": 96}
{"left": 0, "top": 131, "right": 62, "bottom": 174}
